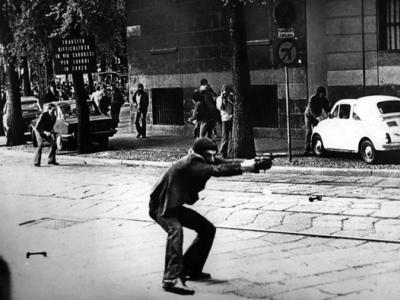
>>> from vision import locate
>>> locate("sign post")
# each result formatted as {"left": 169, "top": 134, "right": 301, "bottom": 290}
{"left": 50, "top": 36, "right": 97, "bottom": 153}
{"left": 276, "top": 39, "right": 298, "bottom": 162}
{"left": 284, "top": 66, "right": 292, "bottom": 162}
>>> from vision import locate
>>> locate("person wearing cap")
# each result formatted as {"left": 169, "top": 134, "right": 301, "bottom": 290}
{"left": 149, "top": 137, "right": 271, "bottom": 295}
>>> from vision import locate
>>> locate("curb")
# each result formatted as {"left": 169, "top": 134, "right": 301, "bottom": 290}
{"left": 1, "top": 148, "right": 400, "bottom": 177}
{"left": 268, "top": 166, "right": 400, "bottom": 178}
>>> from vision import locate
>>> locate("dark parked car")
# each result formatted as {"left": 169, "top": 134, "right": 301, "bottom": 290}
{"left": 30, "top": 100, "right": 116, "bottom": 150}
{"left": 2, "top": 96, "right": 42, "bottom": 138}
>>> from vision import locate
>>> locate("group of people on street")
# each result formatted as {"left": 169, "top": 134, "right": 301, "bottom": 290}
{"left": 90, "top": 82, "right": 126, "bottom": 128}
{"left": 189, "top": 78, "right": 234, "bottom": 158}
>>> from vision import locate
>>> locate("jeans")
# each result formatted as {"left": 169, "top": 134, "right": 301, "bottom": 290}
{"left": 135, "top": 111, "right": 147, "bottom": 137}
{"left": 111, "top": 104, "right": 121, "bottom": 128}
{"left": 151, "top": 206, "right": 216, "bottom": 281}
{"left": 304, "top": 115, "right": 314, "bottom": 152}
{"left": 34, "top": 129, "right": 57, "bottom": 165}
{"left": 199, "top": 120, "right": 215, "bottom": 139}
{"left": 220, "top": 119, "right": 232, "bottom": 158}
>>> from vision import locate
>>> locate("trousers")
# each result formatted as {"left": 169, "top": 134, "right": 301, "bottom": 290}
{"left": 34, "top": 129, "right": 57, "bottom": 165}
{"left": 220, "top": 119, "right": 232, "bottom": 158}
{"left": 152, "top": 206, "right": 216, "bottom": 281}
{"left": 135, "top": 111, "right": 147, "bottom": 137}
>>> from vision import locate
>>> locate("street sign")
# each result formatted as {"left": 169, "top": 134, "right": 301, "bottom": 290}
{"left": 277, "top": 28, "right": 295, "bottom": 39}
{"left": 276, "top": 39, "right": 298, "bottom": 66}
{"left": 51, "top": 36, "right": 97, "bottom": 74}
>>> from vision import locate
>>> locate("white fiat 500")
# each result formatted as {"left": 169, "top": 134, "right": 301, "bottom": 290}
{"left": 311, "top": 95, "right": 400, "bottom": 163}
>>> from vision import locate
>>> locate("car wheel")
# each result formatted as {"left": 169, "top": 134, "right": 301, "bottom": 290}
{"left": 360, "top": 139, "right": 376, "bottom": 164}
{"left": 31, "top": 130, "right": 38, "bottom": 147}
{"left": 56, "top": 135, "right": 65, "bottom": 151}
{"left": 312, "top": 134, "right": 326, "bottom": 157}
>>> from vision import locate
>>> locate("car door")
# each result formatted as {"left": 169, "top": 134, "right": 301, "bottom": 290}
{"left": 334, "top": 104, "right": 353, "bottom": 150}
{"left": 321, "top": 104, "right": 339, "bottom": 149}
{"left": 323, "top": 104, "right": 352, "bottom": 150}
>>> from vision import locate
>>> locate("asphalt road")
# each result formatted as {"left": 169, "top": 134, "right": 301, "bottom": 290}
{"left": 1, "top": 151, "right": 400, "bottom": 299}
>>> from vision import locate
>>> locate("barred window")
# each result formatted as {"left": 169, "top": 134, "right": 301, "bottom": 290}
{"left": 379, "top": 0, "right": 400, "bottom": 50}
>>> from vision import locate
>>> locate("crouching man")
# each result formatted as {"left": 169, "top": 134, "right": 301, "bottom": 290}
{"left": 149, "top": 137, "right": 272, "bottom": 295}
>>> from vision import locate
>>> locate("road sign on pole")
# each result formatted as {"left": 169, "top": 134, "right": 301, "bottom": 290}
{"left": 276, "top": 39, "right": 299, "bottom": 67}
{"left": 284, "top": 66, "right": 292, "bottom": 162}
{"left": 51, "top": 36, "right": 97, "bottom": 75}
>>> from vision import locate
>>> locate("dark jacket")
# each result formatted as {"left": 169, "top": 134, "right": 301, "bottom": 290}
{"left": 110, "top": 87, "right": 125, "bottom": 108}
{"left": 149, "top": 153, "right": 242, "bottom": 217}
{"left": 35, "top": 111, "right": 56, "bottom": 134}
{"left": 305, "top": 95, "right": 330, "bottom": 124}
{"left": 132, "top": 90, "right": 149, "bottom": 113}
{"left": 43, "top": 90, "right": 58, "bottom": 104}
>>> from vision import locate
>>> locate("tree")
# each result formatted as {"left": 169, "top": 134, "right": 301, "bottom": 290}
{"left": 46, "top": 0, "right": 126, "bottom": 153}
{"left": 0, "top": 0, "right": 25, "bottom": 146}
{"left": 6, "top": 0, "right": 126, "bottom": 152}
{"left": 222, "top": 0, "right": 266, "bottom": 158}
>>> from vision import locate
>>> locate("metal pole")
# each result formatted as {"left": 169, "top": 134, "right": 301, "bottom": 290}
{"left": 285, "top": 66, "right": 292, "bottom": 162}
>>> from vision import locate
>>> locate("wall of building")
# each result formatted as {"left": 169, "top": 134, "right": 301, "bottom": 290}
{"left": 126, "top": 0, "right": 309, "bottom": 135}
{"left": 325, "top": 0, "right": 400, "bottom": 102}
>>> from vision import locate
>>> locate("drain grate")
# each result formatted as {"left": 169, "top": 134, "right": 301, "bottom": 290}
{"left": 19, "top": 218, "right": 84, "bottom": 230}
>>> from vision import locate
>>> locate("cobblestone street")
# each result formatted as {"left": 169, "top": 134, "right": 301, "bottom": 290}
{"left": 1, "top": 150, "right": 400, "bottom": 299}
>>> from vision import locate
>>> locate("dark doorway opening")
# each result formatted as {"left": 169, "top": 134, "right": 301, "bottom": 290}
{"left": 248, "top": 85, "right": 278, "bottom": 127}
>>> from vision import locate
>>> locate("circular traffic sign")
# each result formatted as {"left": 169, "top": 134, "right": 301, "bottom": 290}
{"left": 276, "top": 39, "right": 298, "bottom": 66}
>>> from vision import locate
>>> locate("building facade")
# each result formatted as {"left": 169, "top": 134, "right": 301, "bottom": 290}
{"left": 126, "top": 0, "right": 400, "bottom": 136}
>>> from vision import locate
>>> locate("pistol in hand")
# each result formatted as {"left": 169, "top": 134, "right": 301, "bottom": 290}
{"left": 253, "top": 156, "right": 273, "bottom": 173}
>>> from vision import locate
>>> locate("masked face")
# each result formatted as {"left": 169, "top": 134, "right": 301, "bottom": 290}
{"left": 202, "top": 149, "right": 217, "bottom": 164}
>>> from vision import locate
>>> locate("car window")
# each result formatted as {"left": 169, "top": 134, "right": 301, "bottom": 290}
{"left": 339, "top": 104, "right": 351, "bottom": 119}
{"left": 331, "top": 105, "right": 339, "bottom": 118}
{"left": 377, "top": 100, "right": 400, "bottom": 114}
{"left": 59, "top": 104, "right": 72, "bottom": 116}
{"left": 68, "top": 102, "right": 100, "bottom": 116}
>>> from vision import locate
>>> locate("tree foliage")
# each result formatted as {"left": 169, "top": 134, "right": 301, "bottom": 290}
{"left": 4, "top": 0, "right": 126, "bottom": 66}
{"left": 1, "top": 0, "right": 126, "bottom": 150}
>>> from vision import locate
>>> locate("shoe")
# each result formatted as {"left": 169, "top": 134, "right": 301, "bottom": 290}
{"left": 185, "top": 272, "right": 211, "bottom": 281}
{"left": 48, "top": 161, "right": 59, "bottom": 165}
{"left": 136, "top": 133, "right": 142, "bottom": 138}
{"left": 34, "top": 163, "right": 40, "bottom": 167}
{"left": 162, "top": 278, "right": 195, "bottom": 295}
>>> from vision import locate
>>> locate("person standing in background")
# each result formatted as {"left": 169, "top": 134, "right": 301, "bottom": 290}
{"left": 303, "top": 86, "right": 330, "bottom": 156}
{"left": 216, "top": 84, "right": 234, "bottom": 158}
{"left": 132, "top": 83, "right": 149, "bottom": 138}
{"left": 110, "top": 84, "right": 125, "bottom": 128}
